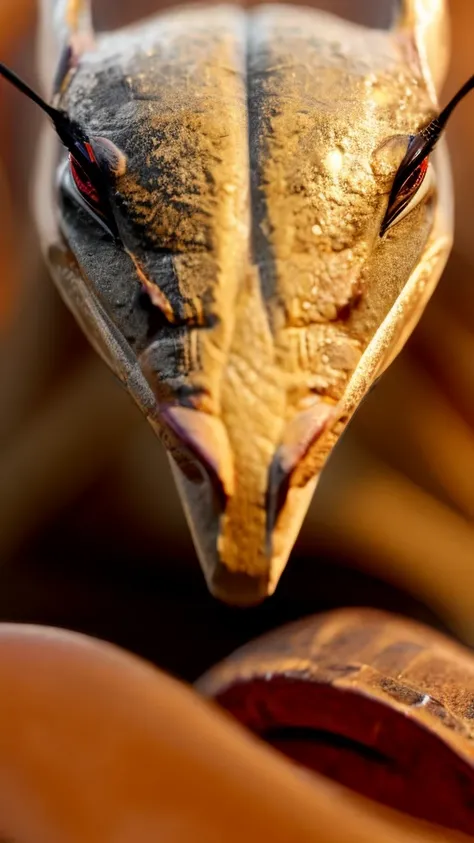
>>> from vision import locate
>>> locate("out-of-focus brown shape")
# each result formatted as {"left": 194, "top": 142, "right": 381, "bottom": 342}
{"left": 200, "top": 607, "right": 474, "bottom": 835}
{"left": 0, "top": 0, "right": 34, "bottom": 48}
{"left": 0, "top": 620, "right": 469, "bottom": 843}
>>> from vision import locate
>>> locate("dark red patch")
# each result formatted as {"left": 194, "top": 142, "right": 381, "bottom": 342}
{"left": 84, "top": 141, "right": 97, "bottom": 163}
{"left": 69, "top": 154, "right": 100, "bottom": 207}
{"left": 399, "top": 156, "right": 428, "bottom": 198}
{"left": 214, "top": 677, "right": 474, "bottom": 835}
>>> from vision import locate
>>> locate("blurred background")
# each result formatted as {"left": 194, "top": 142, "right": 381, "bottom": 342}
{"left": 0, "top": 0, "right": 473, "bottom": 683}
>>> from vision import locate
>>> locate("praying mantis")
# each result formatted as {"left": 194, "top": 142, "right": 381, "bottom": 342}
{"left": 0, "top": 0, "right": 470, "bottom": 607}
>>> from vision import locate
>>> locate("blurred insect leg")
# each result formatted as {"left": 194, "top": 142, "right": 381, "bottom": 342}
{"left": 352, "top": 353, "right": 474, "bottom": 520}
{"left": 307, "top": 438, "right": 474, "bottom": 644}
{"left": 0, "top": 623, "right": 466, "bottom": 843}
{"left": 434, "top": 253, "right": 474, "bottom": 331}
{"left": 0, "top": 356, "right": 141, "bottom": 560}
{"left": 411, "top": 293, "right": 474, "bottom": 429}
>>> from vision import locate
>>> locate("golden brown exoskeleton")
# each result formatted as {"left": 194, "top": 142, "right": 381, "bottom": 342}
{"left": 2, "top": 0, "right": 461, "bottom": 603}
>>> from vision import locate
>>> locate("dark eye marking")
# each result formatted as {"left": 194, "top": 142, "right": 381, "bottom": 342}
{"left": 380, "top": 147, "right": 430, "bottom": 235}
{"left": 400, "top": 156, "right": 429, "bottom": 195}
{"left": 0, "top": 61, "right": 121, "bottom": 242}
{"left": 66, "top": 139, "right": 120, "bottom": 238}
{"left": 0, "top": 61, "right": 473, "bottom": 244}
{"left": 380, "top": 73, "right": 474, "bottom": 237}
{"left": 70, "top": 143, "right": 101, "bottom": 206}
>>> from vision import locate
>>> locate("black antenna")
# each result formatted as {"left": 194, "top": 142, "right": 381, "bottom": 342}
{"left": 379, "top": 74, "right": 474, "bottom": 236}
{"left": 386, "top": 73, "right": 474, "bottom": 208}
{"left": 0, "top": 60, "right": 122, "bottom": 243}
{"left": 0, "top": 62, "right": 88, "bottom": 151}
{"left": 0, "top": 63, "right": 58, "bottom": 120}
{"left": 429, "top": 74, "right": 474, "bottom": 135}
{"left": 401, "top": 73, "right": 474, "bottom": 178}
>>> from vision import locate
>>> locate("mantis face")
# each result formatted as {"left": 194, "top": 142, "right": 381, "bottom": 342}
{"left": 2, "top": 0, "right": 459, "bottom": 604}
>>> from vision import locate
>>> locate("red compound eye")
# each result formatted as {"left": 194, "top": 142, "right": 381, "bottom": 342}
{"left": 67, "top": 138, "right": 120, "bottom": 240}
{"left": 381, "top": 153, "right": 431, "bottom": 235}
{"left": 69, "top": 148, "right": 101, "bottom": 210}
{"left": 398, "top": 156, "right": 429, "bottom": 199}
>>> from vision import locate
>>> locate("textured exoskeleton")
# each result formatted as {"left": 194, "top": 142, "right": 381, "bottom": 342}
{"left": 35, "top": 0, "right": 452, "bottom": 604}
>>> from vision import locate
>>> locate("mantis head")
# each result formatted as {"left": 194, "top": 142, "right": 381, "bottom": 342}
{"left": 1, "top": 0, "right": 468, "bottom": 604}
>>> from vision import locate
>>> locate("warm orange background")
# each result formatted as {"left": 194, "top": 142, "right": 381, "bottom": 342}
{"left": 0, "top": 0, "right": 473, "bottom": 683}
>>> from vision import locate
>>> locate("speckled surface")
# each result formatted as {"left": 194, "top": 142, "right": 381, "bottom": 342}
{"left": 43, "top": 2, "right": 452, "bottom": 602}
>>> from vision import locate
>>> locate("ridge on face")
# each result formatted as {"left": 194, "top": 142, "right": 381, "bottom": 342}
{"left": 49, "top": 3, "right": 450, "bottom": 604}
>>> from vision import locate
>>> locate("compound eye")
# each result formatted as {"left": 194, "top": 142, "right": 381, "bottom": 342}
{"left": 381, "top": 152, "right": 433, "bottom": 235}
{"left": 68, "top": 140, "right": 119, "bottom": 240}
{"left": 69, "top": 142, "right": 101, "bottom": 210}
